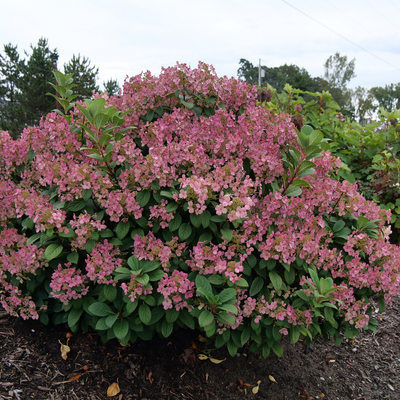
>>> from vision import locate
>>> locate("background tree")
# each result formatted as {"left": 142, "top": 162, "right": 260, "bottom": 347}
{"left": 16, "top": 37, "right": 56, "bottom": 127}
{"left": 370, "top": 83, "right": 400, "bottom": 112}
{"left": 0, "top": 44, "right": 23, "bottom": 136}
{"left": 237, "top": 58, "right": 322, "bottom": 93}
{"left": 351, "top": 86, "right": 376, "bottom": 124}
{"left": 103, "top": 78, "right": 119, "bottom": 96}
{"left": 64, "top": 54, "right": 99, "bottom": 100}
{"left": 321, "top": 52, "right": 356, "bottom": 118}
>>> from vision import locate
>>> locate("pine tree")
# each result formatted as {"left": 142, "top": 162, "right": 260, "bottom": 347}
{"left": 0, "top": 44, "right": 23, "bottom": 136}
{"left": 64, "top": 54, "right": 99, "bottom": 100}
{"left": 16, "top": 37, "right": 56, "bottom": 127}
{"left": 103, "top": 78, "right": 119, "bottom": 96}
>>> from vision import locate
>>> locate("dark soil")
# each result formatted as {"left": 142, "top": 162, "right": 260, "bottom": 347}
{"left": 0, "top": 296, "right": 399, "bottom": 400}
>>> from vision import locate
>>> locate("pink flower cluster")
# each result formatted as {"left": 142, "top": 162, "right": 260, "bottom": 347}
{"left": 157, "top": 270, "right": 195, "bottom": 310}
{"left": 133, "top": 232, "right": 185, "bottom": 270}
{"left": 120, "top": 276, "right": 152, "bottom": 303}
{"left": 85, "top": 240, "right": 122, "bottom": 285}
{"left": 49, "top": 263, "right": 89, "bottom": 305}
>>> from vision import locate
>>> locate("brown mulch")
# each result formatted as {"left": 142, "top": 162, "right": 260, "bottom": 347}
{"left": 0, "top": 296, "right": 399, "bottom": 400}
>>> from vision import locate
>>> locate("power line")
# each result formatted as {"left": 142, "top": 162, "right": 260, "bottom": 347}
{"left": 281, "top": 0, "right": 400, "bottom": 73}
{"left": 323, "top": 0, "right": 399, "bottom": 55}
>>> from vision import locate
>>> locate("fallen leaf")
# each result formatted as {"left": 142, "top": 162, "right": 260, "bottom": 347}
{"left": 68, "top": 374, "right": 82, "bottom": 381}
{"left": 198, "top": 334, "right": 208, "bottom": 342}
{"left": 319, "top": 393, "right": 325, "bottom": 398}
{"left": 107, "top": 382, "right": 120, "bottom": 397}
{"left": 243, "top": 382, "right": 252, "bottom": 387}
{"left": 209, "top": 357, "right": 226, "bottom": 364}
{"left": 269, "top": 375, "right": 277, "bottom": 384}
{"left": 83, "top": 365, "right": 89, "bottom": 371}
{"left": 198, "top": 354, "right": 209, "bottom": 360}
{"left": 148, "top": 371, "right": 154, "bottom": 384}
{"left": 252, "top": 380, "right": 261, "bottom": 394}
{"left": 58, "top": 340, "right": 70, "bottom": 360}
{"left": 205, "top": 373, "right": 209, "bottom": 382}
{"left": 66, "top": 332, "right": 73, "bottom": 339}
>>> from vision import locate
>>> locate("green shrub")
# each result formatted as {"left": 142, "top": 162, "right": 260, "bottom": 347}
{"left": 0, "top": 64, "right": 399, "bottom": 358}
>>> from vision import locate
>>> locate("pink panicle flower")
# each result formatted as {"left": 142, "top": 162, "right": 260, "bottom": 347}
{"left": 120, "top": 276, "right": 152, "bottom": 303}
{"left": 157, "top": 270, "right": 195, "bottom": 311}
{"left": 85, "top": 240, "right": 122, "bottom": 285}
{"left": 50, "top": 264, "right": 89, "bottom": 305}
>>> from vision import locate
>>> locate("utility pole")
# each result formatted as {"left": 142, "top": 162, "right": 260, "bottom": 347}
{"left": 258, "top": 59, "right": 265, "bottom": 87}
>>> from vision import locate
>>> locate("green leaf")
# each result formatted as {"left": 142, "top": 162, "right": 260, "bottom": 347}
{"left": 44, "top": 244, "right": 63, "bottom": 261}
{"left": 68, "top": 307, "right": 83, "bottom": 328}
{"left": 88, "top": 302, "right": 114, "bottom": 317}
{"left": 161, "top": 319, "right": 174, "bottom": 337}
{"left": 27, "top": 233, "right": 41, "bottom": 245}
{"left": 272, "top": 342, "right": 283, "bottom": 357}
{"left": 235, "top": 278, "right": 249, "bottom": 288}
{"left": 169, "top": 214, "right": 182, "bottom": 231}
{"left": 104, "top": 285, "right": 118, "bottom": 302}
{"left": 269, "top": 271, "right": 282, "bottom": 291}
{"left": 199, "top": 310, "right": 214, "bottom": 327}
{"left": 217, "top": 312, "right": 236, "bottom": 326}
{"left": 136, "top": 274, "right": 149, "bottom": 286}
{"left": 333, "top": 220, "right": 345, "bottom": 232}
{"left": 200, "top": 210, "right": 211, "bottom": 228}
{"left": 249, "top": 276, "right": 264, "bottom": 296}
{"left": 179, "top": 310, "right": 195, "bottom": 329}
{"left": 189, "top": 213, "right": 202, "bottom": 228}
{"left": 207, "top": 275, "right": 226, "bottom": 285}
{"left": 105, "top": 313, "right": 119, "bottom": 328}
{"left": 218, "top": 288, "right": 236, "bottom": 303}
{"left": 95, "top": 317, "right": 109, "bottom": 330}
{"left": 99, "top": 133, "right": 112, "bottom": 146}
{"left": 309, "top": 269, "right": 321, "bottom": 292}
{"left": 113, "top": 319, "right": 129, "bottom": 339}
{"left": 165, "top": 308, "right": 179, "bottom": 323}
{"left": 85, "top": 239, "right": 96, "bottom": 254}
{"left": 136, "top": 190, "right": 151, "bottom": 207}
{"left": 166, "top": 203, "right": 178, "bottom": 212}
{"left": 115, "top": 220, "right": 131, "bottom": 240}
{"left": 284, "top": 267, "right": 295, "bottom": 285}
{"left": 289, "top": 326, "right": 300, "bottom": 344}
{"left": 139, "top": 303, "right": 152, "bottom": 325}
{"left": 218, "top": 304, "right": 238, "bottom": 315}
{"left": 127, "top": 256, "right": 140, "bottom": 270}
{"left": 178, "top": 223, "right": 192, "bottom": 241}
{"left": 227, "top": 340, "right": 238, "bottom": 357}
{"left": 67, "top": 252, "right": 79, "bottom": 264}
{"left": 308, "top": 130, "right": 324, "bottom": 146}
{"left": 88, "top": 97, "right": 106, "bottom": 117}
{"left": 196, "top": 274, "right": 213, "bottom": 294}
{"left": 291, "top": 179, "right": 310, "bottom": 188}
{"left": 221, "top": 228, "right": 233, "bottom": 242}
{"left": 285, "top": 186, "right": 302, "bottom": 197}
{"left": 94, "top": 112, "right": 109, "bottom": 129}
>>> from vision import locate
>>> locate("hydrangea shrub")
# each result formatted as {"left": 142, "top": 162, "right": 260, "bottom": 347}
{"left": 1, "top": 62, "right": 400, "bottom": 357}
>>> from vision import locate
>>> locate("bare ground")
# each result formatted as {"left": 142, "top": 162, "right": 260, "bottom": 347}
{"left": 0, "top": 296, "right": 399, "bottom": 400}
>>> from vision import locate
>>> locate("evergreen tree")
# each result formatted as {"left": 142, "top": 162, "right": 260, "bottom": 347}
{"left": 0, "top": 44, "right": 23, "bottom": 136}
{"left": 16, "top": 37, "right": 56, "bottom": 127}
{"left": 103, "top": 78, "right": 119, "bottom": 97}
{"left": 64, "top": 54, "right": 99, "bottom": 100}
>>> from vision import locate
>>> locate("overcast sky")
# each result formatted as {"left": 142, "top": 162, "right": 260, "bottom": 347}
{"left": 2, "top": 0, "right": 400, "bottom": 91}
